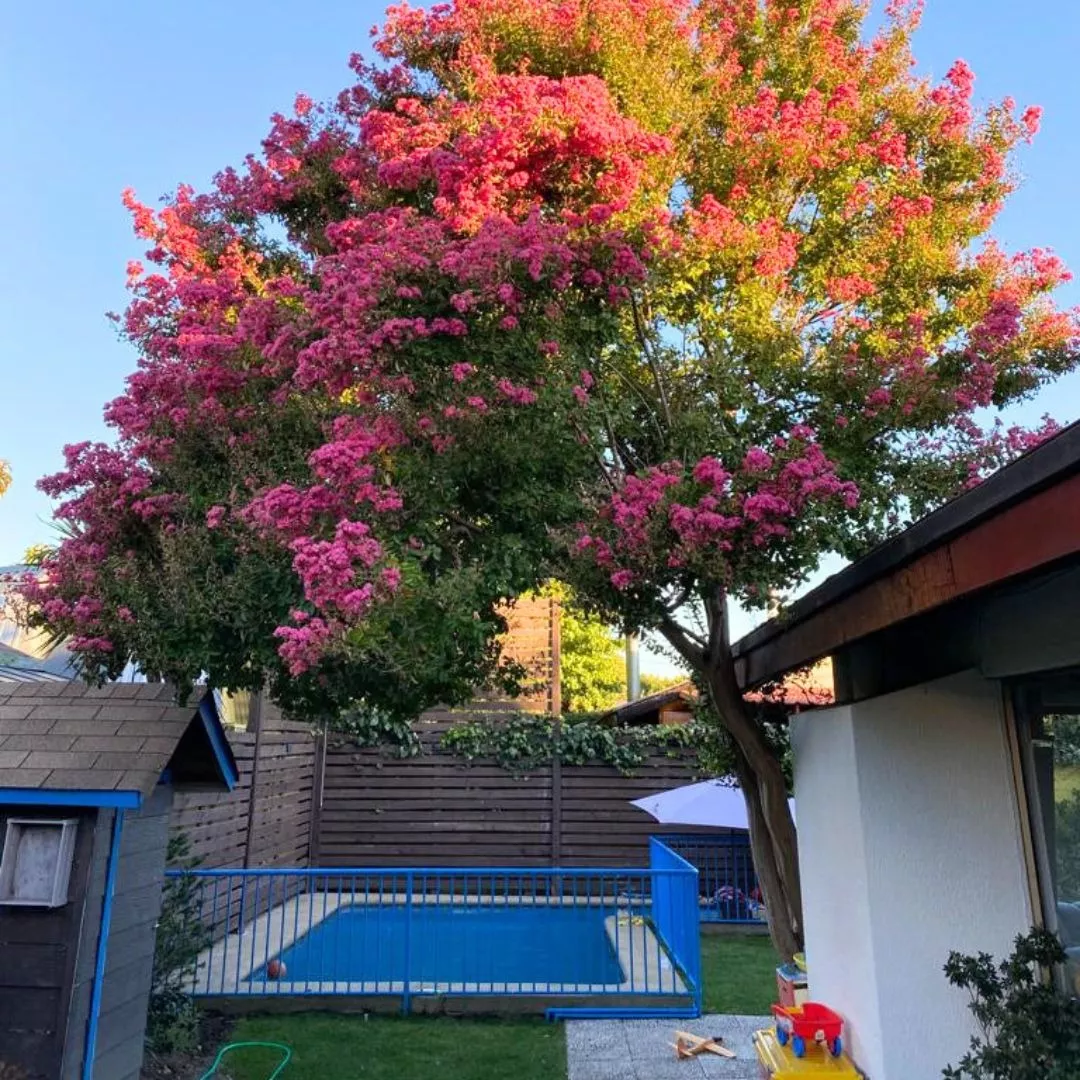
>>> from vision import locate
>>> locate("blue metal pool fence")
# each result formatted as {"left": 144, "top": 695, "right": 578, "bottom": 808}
{"left": 166, "top": 838, "right": 701, "bottom": 1018}
{"left": 659, "top": 833, "right": 765, "bottom": 924}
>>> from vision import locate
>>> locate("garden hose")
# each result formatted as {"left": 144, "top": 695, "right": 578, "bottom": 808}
{"left": 198, "top": 1041, "right": 292, "bottom": 1080}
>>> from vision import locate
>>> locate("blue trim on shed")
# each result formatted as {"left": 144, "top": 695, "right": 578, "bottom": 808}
{"left": 198, "top": 695, "right": 238, "bottom": 790}
{"left": 83, "top": 808, "right": 125, "bottom": 1080}
{"left": 0, "top": 789, "right": 141, "bottom": 809}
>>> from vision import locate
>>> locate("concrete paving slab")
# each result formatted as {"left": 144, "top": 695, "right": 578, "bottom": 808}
{"left": 567, "top": 1013, "right": 768, "bottom": 1080}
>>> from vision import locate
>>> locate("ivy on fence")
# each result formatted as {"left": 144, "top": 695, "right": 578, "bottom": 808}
{"left": 440, "top": 713, "right": 718, "bottom": 776}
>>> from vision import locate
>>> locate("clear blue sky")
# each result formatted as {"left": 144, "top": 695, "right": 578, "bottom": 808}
{"left": 2, "top": 1, "right": 1079, "bottom": 652}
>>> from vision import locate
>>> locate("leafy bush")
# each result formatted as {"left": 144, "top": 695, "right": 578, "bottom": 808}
{"left": 943, "top": 927, "right": 1080, "bottom": 1079}
{"left": 331, "top": 700, "right": 422, "bottom": 756}
{"left": 147, "top": 834, "right": 210, "bottom": 1055}
{"left": 441, "top": 713, "right": 714, "bottom": 775}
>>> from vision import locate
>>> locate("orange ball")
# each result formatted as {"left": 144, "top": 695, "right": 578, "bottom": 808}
{"left": 266, "top": 958, "right": 286, "bottom": 980}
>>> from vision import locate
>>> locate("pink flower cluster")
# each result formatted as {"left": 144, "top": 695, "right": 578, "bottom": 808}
{"left": 361, "top": 70, "right": 672, "bottom": 232}
{"left": 22, "top": 0, "right": 1077, "bottom": 686}
{"left": 24, "top": 2, "right": 670, "bottom": 680}
{"left": 575, "top": 432, "right": 859, "bottom": 592}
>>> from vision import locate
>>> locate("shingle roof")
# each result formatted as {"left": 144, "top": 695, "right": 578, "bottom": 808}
{"left": 0, "top": 681, "right": 217, "bottom": 797}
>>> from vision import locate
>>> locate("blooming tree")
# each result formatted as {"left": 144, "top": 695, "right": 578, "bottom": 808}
{"left": 22, "top": 0, "right": 1079, "bottom": 957}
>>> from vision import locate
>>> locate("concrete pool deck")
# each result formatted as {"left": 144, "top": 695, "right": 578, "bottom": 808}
{"left": 567, "top": 1014, "right": 770, "bottom": 1080}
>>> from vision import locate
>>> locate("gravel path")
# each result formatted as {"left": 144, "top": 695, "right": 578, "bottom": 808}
{"left": 566, "top": 1014, "right": 769, "bottom": 1080}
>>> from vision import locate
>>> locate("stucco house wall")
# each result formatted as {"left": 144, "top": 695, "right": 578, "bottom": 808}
{"left": 792, "top": 670, "right": 1032, "bottom": 1080}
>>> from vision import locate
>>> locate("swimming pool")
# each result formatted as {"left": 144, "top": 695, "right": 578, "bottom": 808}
{"left": 251, "top": 903, "right": 625, "bottom": 986}
{"left": 177, "top": 852, "right": 703, "bottom": 1015}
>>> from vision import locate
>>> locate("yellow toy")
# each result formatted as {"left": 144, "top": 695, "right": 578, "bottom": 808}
{"left": 753, "top": 1027, "right": 865, "bottom": 1078}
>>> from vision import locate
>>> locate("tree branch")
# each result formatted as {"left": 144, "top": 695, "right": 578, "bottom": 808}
{"left": 703, "top": 584, "right": 729, "bottom": 661}
{"left": 630, "top": 293, "right": 673, "bottom": 432}
{"left": 658, "top": 615, "right": 705, "bottom": 669}
{"left": 569, "top": 418, "right": 619, "bottom": 493}
{"left": 662, "top": 585, "right": 693, "bottom": 614}
{"left": 591, "top": 382, "right": 628, "bottom": 481}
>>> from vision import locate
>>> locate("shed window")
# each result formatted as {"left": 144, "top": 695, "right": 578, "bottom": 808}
{"left": 0, "top": 818, "right": 78, "bottom": 907}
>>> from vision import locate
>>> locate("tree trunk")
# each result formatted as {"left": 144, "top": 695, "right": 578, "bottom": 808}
{"left": 659, "top": 589, "right": 804, "bottom": 960}
{"left": 703, "top": 655, "right": 804, "bottom": 961}
{"left": 729, "top": 739, "right": 803, "bottom": 961}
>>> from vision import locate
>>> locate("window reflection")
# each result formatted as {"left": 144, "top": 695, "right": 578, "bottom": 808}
{"left": 1034, "top": 714, "right": 1080, "bottom": 992}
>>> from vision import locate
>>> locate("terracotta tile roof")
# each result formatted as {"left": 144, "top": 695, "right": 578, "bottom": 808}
{"left": 604, "top": 661, "right": 835, "bottom": 722}
{"left": 0, "top": 681, "right": 209, "bottom": 797}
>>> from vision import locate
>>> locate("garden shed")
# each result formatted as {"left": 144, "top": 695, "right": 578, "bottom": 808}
{"left": 0, "top": 680, "right": 237, "bottom": 1080}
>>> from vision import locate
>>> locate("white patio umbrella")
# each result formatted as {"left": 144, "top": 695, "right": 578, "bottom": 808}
{"left": 630, "top": 778, "right": 795, "bottom": 829}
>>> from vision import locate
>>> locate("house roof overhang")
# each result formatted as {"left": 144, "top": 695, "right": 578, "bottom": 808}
{"left": 732, "top": 420, "right": 1080, "bottom": 690}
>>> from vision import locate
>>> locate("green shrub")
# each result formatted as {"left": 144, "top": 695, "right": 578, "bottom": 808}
{"left": 147, "top": 834, "right": 210, "bottom": 1055}
{"left": 943, "top": 927, "right": 1080, "bottom": 1079}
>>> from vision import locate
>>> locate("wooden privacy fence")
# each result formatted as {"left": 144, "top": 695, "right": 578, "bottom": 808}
{"left": 313, "top": 715, "right": 730, "bottom": 869}
{"left": 170, "top": 697, "right": 317, "bottom": 869}
{"left": 167, "top": 691, "right": 733, "bottom": 878}
{"left": 166, "top": 595, "right": 555, "bottom": 870}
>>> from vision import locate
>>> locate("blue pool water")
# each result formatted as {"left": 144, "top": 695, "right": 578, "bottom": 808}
{"left": 253, "top": 903, "right": 625, "bottom": 986}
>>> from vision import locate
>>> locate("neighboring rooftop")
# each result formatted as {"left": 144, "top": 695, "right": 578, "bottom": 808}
{"left": 0, "top": 566, "right": 80, "bottom": 678}
{"left": 0, "top": 681, "right": 238, "bottom": 804}
{"left": 604, "top": 682, "right": 696, "bottom": 725}
{"left": 603, "top": 661, "right": 835, "bottom": 725}
{"left": 0, "top": 642, "right": 68, "bottom": 684}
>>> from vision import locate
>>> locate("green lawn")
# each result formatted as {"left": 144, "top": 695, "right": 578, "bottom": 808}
{"left": 700, "top": 933, "right": 780, "bottom": 1015}
{"left": 219, "top": 1014, "right": 567, "bottom": 1080}
{"left": 1057, "top": 764, "right": 1080, "bottom": 802}
{"left": 205, "top": 936, "right": 775, "bottom": 1079}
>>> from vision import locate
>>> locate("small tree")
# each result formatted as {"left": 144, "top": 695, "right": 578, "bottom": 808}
{"left": 559, "top": 599, "right": 628, "bottom": 712}
{"left": 1056, "top": 789, "right": 1080, "bottom": 901}
{"left": 1051, "top": 715, "right": 1080, "bottom": 767}
{"left": 147, "top": 835, "right": 209, "bottom": 1055}
{"left": 21, "top": 0, "right": 1078, "bottom": 959}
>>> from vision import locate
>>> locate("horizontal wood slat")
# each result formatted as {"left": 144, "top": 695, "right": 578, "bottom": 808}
{"left": 315, "top": 717, "right": 715, "bottom": 869}
{"left": 169, "top": 701, "right": 317, "bottom": 874}
{"left": 166, "top": 601, "right": 739, "bottom": 881}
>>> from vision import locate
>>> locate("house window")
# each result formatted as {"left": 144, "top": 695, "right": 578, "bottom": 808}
{"left": 1014, "top": 676, "right": 1080, "bottom": 994}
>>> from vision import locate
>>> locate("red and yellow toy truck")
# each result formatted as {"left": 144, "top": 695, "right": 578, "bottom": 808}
{"left": 770, "top": 1003, "right": 845, "bottom": 1059}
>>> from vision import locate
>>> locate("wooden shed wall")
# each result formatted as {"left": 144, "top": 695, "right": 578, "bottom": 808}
{"left": 0, "top": 807, "right": 97, "bottom": 1080}
{"left": 61, "top": 812, "right": 108, "bottom": 1080}
{"left": 70, "top": 788, "right": 173, "bottom": 1080}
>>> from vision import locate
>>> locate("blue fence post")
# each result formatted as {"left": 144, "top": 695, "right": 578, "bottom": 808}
{"left": 402, "top": 870, "right": 413, "bottom": 1016}
{"left": 685, "top": 859, "right": 702, "bottom": 1015}
{"left": 649, "top": 837, "right": 701, "bottom": 1017}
